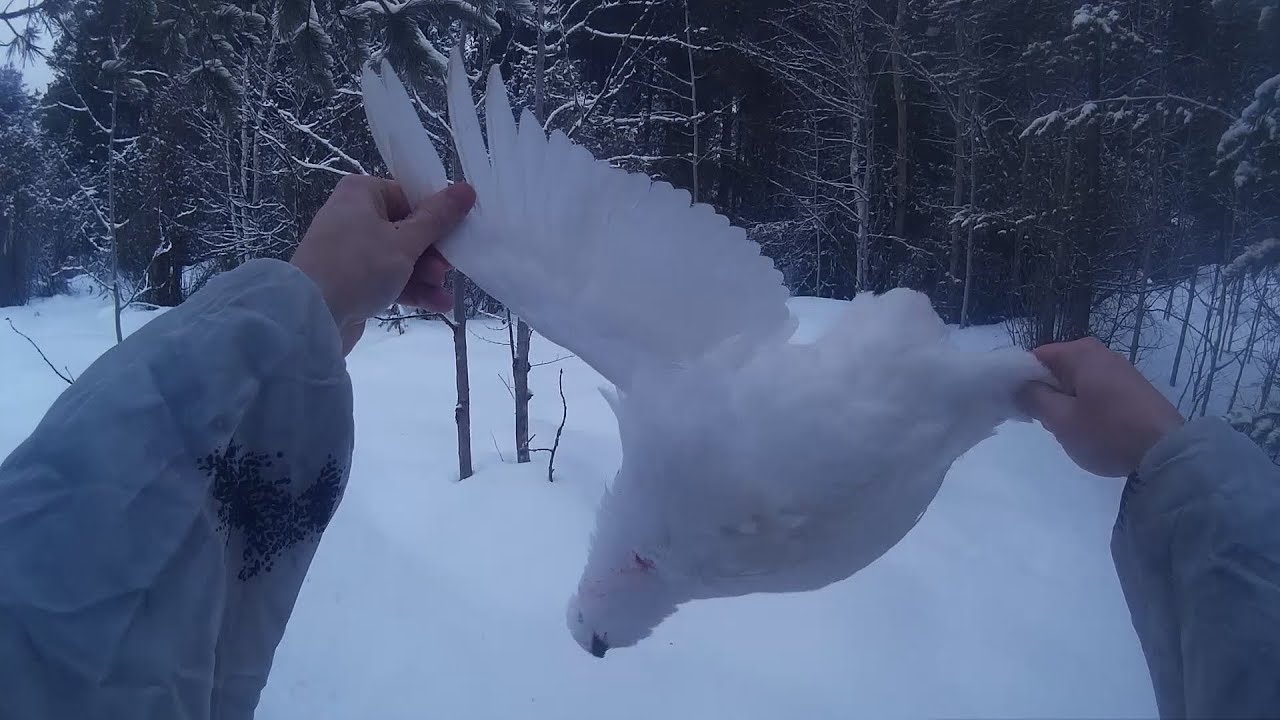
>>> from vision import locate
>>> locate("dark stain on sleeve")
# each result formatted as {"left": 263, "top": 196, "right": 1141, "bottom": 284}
{"left": 198, "top": 442, "right": 343, "bottom": 580}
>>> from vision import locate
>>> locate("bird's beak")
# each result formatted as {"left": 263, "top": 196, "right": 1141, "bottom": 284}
{"left": 589, "top": 633, "right": 609, "bottom": 658}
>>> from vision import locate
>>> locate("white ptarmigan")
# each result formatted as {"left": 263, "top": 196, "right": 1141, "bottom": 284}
{"left": 361, "top": 49, "right": 1050, "bottom": 658}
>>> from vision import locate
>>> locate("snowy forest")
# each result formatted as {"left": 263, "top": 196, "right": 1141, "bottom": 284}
{"left": 2, "top": 5, "right": 1280, "bottom": 712}
{"left": 0, "top": 0, "right": 1278, "bottom": 455}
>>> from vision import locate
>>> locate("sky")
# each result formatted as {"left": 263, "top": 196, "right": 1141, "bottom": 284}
{"left": 1, "top": 16, "right": 54, "bottom": 92}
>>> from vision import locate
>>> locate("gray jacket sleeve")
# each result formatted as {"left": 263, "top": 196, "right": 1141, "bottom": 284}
{"left": 1112, "top": 417, "right": 1280, "bottom": 719}
{"left": 0, "top": 259, "right": 354, "bottom": 720}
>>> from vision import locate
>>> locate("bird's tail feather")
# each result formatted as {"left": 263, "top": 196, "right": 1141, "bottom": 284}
{"left": 955, "top": 347, "right": 1052, "bottom": 423}
{"left": 810, "top": 287, "right": 1049, "bottom": 423}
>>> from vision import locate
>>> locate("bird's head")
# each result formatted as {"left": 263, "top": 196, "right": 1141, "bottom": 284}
{"left": 565, "top": 387, "right": 686, "bottom": 658}
{"left": 566, "top": 549, "right": 680, "bottom": 658}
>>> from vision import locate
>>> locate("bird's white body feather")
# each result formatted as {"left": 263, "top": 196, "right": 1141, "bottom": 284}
{"left": 361, "top": 51, "right": 1049, "bottom": 657}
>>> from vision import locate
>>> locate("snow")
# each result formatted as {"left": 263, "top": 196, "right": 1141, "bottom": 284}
{"left": 1072, "top": 5, "right": 1095, "bottom": 29}
{"left": 1067, "top": 102, "right": 1099, "bottom": 130}
{"left": 0, "top": 291, "right": 1170, "bottom": 718}
{"left": 1072, "top": 4, "right": 1120, "bottom": 33}
{"left": 1235, "top": 159, "right": 1259, "bottom": 188}
{"left": 1021, "top": 110, "right": 1062, "bottom": 139}
{"left": 1227, "top": 237, "right": 1280, "bottom": 278}
{"left": 1217, "top": 72, "right": 1280, "bottom": 160}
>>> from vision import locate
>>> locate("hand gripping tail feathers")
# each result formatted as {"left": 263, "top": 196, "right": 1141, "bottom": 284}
{"left": 361, "top": 49, "right": 1051, "bottom": 658}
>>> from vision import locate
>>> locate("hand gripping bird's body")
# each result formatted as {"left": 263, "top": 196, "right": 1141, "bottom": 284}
{"left": 362, "top": 49, "right": 1049, "bottom": 658}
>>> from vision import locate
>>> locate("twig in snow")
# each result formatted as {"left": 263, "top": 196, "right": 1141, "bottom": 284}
{"left": 530, "top": 369, "right": 568, "bottom": 482}
{"left": 491, "top": 431, "right": 505, "bottom": 463}
{"left": 6, "top": 318, "right": 75, "bottom": 385}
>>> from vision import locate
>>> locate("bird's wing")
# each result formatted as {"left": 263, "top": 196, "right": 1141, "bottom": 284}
{"left": 361, "top": 48, "right": 795, "bottom": 388}
{"left": 361, "top": 61, "right": 449, "bottom": 207}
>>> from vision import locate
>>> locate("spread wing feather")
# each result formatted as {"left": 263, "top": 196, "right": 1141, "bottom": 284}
{"left": 362, "top": 48, "right": 795, "bottom": 388}
{"left": 361, "top": 59, "right": 448, "bottom": 207}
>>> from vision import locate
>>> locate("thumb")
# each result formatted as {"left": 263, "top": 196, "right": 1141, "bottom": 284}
{"left": 392, "top": 182, "right": 476, "bottom": 257}
{"left": 1017, "top": 381, "right": 1076, "bottom": 433}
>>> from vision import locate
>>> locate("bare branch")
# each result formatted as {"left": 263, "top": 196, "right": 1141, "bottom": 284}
{"left": 6, "top": 318, "right": 75, "bottom": 385}
{"left": 529, "top": 368, "right": 567, "bottom": 482}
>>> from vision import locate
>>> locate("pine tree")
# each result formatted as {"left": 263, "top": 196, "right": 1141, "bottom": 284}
{"left": 0, "top": 66, "right": 40, "bottom": 306}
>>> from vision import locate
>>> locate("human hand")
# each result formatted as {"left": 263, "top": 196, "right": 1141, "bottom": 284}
{"left": 1018, "top": 337, "right": 1185, "bottom": 478}
{"left": 291, "top": 176, "right": 476, "bottom": 354}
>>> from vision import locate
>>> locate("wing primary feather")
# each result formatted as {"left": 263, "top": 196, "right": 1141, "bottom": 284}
{"left": 360, "top": 63, "right": 393, "bottom": 171}
{"left": 516, "top": 109, "right": 547, "bottom": 226}
{"left": 360, "top": 49, "right": 794, "bottom": 389}
{"left": 376, "top": 60, "right": 448, "bottom": 206}
{"left": 446, "top": 46, "right": 493, "bottom": 202}
{"left": 483, "top": 64, "right": 517, "bottom": 163}
{"left": 484, "top": 64, "right": 522, "bottom": 221}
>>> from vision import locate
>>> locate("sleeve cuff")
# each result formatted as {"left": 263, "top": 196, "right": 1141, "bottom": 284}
{"left": 1117, "top": 417, "right": 1256, "bottom": 531}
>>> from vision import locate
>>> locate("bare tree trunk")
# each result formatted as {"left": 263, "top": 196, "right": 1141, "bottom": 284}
{"left": 452, "top": 273, "right": 473, "bottom": 479}
{"left": 683, "top": 0, "right": 699, "bottom": 202}
{"left": 514, "top": 318, "right": 532, "bottom": 462}
{"left": 514, "top": 0, "right": 546, "bottom": 464}
{"left": 891, "top": 0, "right": 908, "bottom": 242}
{"left": 1128, "top": 234, "right": 1153, "bottom": 363}
{"left": 948, "top": 127, "right": 963, "bottom": 289}
{"left": 1199, "top": 208, "right": 1239, "bottom": 416}
{"left": 533, "top": 3, "right": 545, "bottom": 113}
{"left": 0, "top": 211, "right": 17, "bottom": 306}
{"left": 1163, "top": 130, "right": 1194, "bottom": 322}
{"left": 1260, "top": 347, "right": 1279, "bottom": 410}
{"left": 1198, "top": 274, "right": 1232, "bottom": 416}
{"left": 948, "top": 19, "right": 966, "bottom": 320}
{"left": 1228, "top": 301, "right": 1261, "bottom": 412}
{"left": 1127, "top": 116, "right": 1158, "bottom": 363}
{"left": 1170, "top": 269, "right": 1197, "bottom": 386}
{"left": 451, "top": 33, "right": 475, "bottom": 479}
{"left": 1187, "top": 268, "right": 1222, "bottom": 411}
{"left": 847, "top": 0, "right": 871, "bottom": 293}
{"left": 224, "top": 136, "right": 241, "bottom": 256}
{"left": 108, "top": 88, "right": 123, "bottom": 344}
{"left": 1012, "top": 145, "right": 1029, "bottom": 290}
{"left": 1227, "top": 273, "right": 1244, "bottom": 331}
{"left": 960, "top": 97, "right": 977, "bottom": 328}
{"left": 812, "top": 117, "right": 821, "bottom": 295}
{"left": 1187, "top": 263, "right": 1220, "bottom": 408}
{"left": 851, "top": 112, "right": 870, "bottom": 292}
{"left": 858, "top": 116, "right": 873, "bottom": 291}
{"left": 961, "top": 222, "right": 975, "bottom": 327}
{"left": 1062, "top": 27, "right": 1105, "bottom": 342}
{"left": 250, "top": 38, "right": 280, "bottom": 209}
{"left": 239, "top": 59, "right": 252, "bottom": 203}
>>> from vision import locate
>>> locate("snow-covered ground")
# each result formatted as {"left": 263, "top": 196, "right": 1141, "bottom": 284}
{"left": 1, "top": 287, "right": 1174, "bottom": 718}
